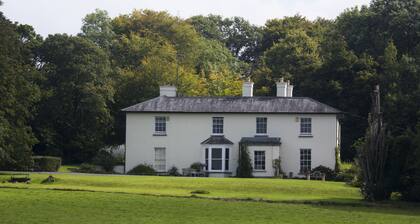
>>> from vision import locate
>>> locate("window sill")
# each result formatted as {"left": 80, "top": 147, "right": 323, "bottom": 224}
{"left": 254, "top": 134, "right": 268, "bottom": 137}
{"left": 253, "top": 170, "right": 267, "bottom": 173}
{"left": 211, "top": 133, "right": 224, "bottom": 136}
{"left": 206, "top": 171, "right": 232, "bottom": 174}
{"left": 299, "top": 134, "right": 313, "bottom": 138}
{"left": 153, "top": 133, "right": 167, "bottom": 136}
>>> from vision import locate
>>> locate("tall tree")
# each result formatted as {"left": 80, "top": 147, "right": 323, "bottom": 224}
{"left": 80, "top": 9, "right": 115, "bottom": 50}
{"left": 188, "top": 15, "right": 262, "bottom": 62}
{"left": 34, "top": 34, "right": 113, "bottom": 163}
{"left": 0, "top": 12, "right": 41, "bottom": 170}
{"left": 358, "top": 85, "right": 390, "bottom": 201}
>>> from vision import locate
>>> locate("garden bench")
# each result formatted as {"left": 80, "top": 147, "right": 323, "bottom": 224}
{"left": 306, "top": 171, "right": 326, "bottom": 181}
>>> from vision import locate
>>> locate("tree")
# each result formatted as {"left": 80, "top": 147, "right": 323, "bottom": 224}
{"left": 357, "top": 85, "right": 390, "bottom": 201}
{"left": 80, "top": 9, "right": 115, "bottom": 50}
{"left": 263, "top": 29, "right": 321, "bottom": 95}
{"left": 0, "top": 13, "right": 40, "bottom": 170}
{"left": 188, "top": 15, "right": 262, "bottom": 62}
{"left": 34, "top": 34, "right": 113, "bottom": 163}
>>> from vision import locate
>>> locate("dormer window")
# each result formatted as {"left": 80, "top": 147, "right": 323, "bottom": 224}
{"left": 212, "top": 117, "right": 224, "bottom": 135}
{"left": 300, "top": 117, "right": 312, "bottom": 135}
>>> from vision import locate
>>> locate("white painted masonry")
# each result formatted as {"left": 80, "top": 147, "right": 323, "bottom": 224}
{"left": 125, "top": 112, "right": 340, "bottom": 177}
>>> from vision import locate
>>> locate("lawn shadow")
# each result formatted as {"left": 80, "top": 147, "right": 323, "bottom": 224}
{"left": 300, "top": 197, "right": 420, "bottom": 217}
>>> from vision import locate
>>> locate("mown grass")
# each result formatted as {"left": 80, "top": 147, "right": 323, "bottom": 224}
{"left": 58, "top": 165, "right": 79, "bottom": 173}
{"left": 1, "top": 173, "right": 419, "bottom": 224}
{"left": 0, "top": 173, "right": 360, "bottom": 203}
{"left": 1, "top": 188, "right": 419, "bottom": 224}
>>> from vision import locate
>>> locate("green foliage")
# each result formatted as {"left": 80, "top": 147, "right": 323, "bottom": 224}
{"left": 127, "top": 164, "right": 156, "bottom": 175}
{"left": 32, "top": 156, "right": 61, "bottom": 172}
{"left": 92, "top": 150, "right": 116, "bottom": 172}
{"left": 167, "top": 166, "right": 180, "bottom": 176}
{"left": 190, "top": 162, "right": 205, "bottom": 171}
{"left": 336, "top": 162, "right": 362, "bottom": 187}
{"left": 34, "top": 34, "right": 114, "bottom": 163}
{"left": 0, "top": 13, "right": 40, "bottom": 171}
{"left": 272, "top": 158, "right": 284, "bottom": 177}
{"left": 80, "top": 9, "right": 115, "bottom": 50}
{"left": 335, "top": 146, "right": 342, "bottom": 172}
{"left": 311, "top": 165, "right": 336, "bottom": 181}
{"left": 237, "top": 144, "right": 253, "bottom": 178}
{"left": 76, "top": 163, "right": 99, "bottom": 173}
{"left": 188, "top": 15, "right": 262, "bottom": 62}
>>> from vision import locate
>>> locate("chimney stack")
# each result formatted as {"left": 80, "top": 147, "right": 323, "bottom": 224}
{"left": 286, "top": 81, "right": 294, "bottom": 97}
{"left": 242, "top": 80, "right": 254, "bottom": 97}
{"left": 159, "top": 85, "right": 177, "bottom": 97}
{"left": 276, "top": 78, "right": 288, "bottom": 97}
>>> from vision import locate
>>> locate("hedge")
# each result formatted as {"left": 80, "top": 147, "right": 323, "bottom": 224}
{"left": 127, "top": 164, "right": 156, "bottom": 175}
{"left": 32, "top": 156, "right": 62, "bottom": 172}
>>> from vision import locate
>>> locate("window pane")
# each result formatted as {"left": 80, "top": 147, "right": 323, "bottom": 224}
{"left": 211, "top": 160, "right": 222, "bottom": 170}
{"left": 212, "top": 148, "right": 222, "bottom": 158}
{"left": 205, "top": 148, "right": 209, "bottom": 170}
{"left": 254, "top": 151, "right": 266, "bottom": 170}
{"left": 155, "top": 116, "right": 166, "bottom": 133}
{"left": 212, "top": 117, "right": 224, "bottom": 134}
{"left": 300, "top": 118, "right": 312, "bottom": 134}
{"left": 256, "top": 117, "right": 267, "bottom": 134}
{"left": 225, "top": 148, "right": 229, "bottom": 170}
{"left": 300, "top": 149, "right": 311, "bottom": 173}
{"left": 154, "top": 148, "right": 166, "bottom": 171}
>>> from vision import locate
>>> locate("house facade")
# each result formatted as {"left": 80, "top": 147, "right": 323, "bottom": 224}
{"left": 123, "top": 79, "right": 341, "bottom": 177}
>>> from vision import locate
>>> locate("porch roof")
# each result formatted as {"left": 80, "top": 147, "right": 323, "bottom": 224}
{"left": 201, "top": 135, "right": 234, "bottom": 145}
{"left": 239, "top": 136, "right": 281, "bottom": 146}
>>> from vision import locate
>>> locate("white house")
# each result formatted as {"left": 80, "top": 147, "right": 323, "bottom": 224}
{"left": 123, "top": 79, "right": 341, "bottom": 177}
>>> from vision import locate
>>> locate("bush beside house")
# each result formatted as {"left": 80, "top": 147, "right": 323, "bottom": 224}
{"left": 32, "top": 156, "right": 61, "bottom": 172}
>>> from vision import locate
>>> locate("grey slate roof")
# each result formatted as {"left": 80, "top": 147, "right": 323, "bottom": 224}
{"left": 201, "top": 135, "right": 234, "bottom": 145}
{"left": 240, "top": 136, "right": 281, "bottom": 146}
{"left": 122, "top": 96, "right": 340, "bottom": 114}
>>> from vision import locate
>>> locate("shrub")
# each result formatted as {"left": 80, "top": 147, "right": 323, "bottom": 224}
{"left": 92, "top": 150, "right": 116, "bottom": 172}
{"left": 336, "top": 162, "right": 362, "bottom": 186}
{"left": 127, "top": 164, "right": 156, "bottom": 175}
{"left": 32, "top": 156, "right": 61, "bottom": 172}
{"left": 168, "top": 166, "right": 180, "bottom": 176}
{"left": 237, "top": 144, "right": 252, "bottom": 177}
{"left": 76, "top": 163, "right": 99, "bottom": 173}
{"left": 190, "top": 162, "right": 205, "bottom": 171}
{"left": 311, "top": 165, "right": 336, "bottom": 180}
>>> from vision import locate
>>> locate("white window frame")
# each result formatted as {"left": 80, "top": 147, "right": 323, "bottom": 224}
{"left": 154, "top": 147, "right": 166, "bottom": 172}
{"left": 256, "top": 117, "right": 267, "bottom": 135}
{"left": 253, "top": 150, "right": 266, "bottom": 171}
{"left": 300, "top": 117, "right": 312, "bottom": 135}
{"left": 154, "top": 116, "right": 167, "bottom": 135}
{"left": 204, "top": 146, "right": 230, "bottom": 172}
{"left": 212, "top": 117, "right": 224, "bottom": 135}
{"left": 300, "top": 148, "right": 311, "bottom": 174}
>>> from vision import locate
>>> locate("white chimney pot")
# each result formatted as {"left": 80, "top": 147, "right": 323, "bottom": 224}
{"left": 242, "top": 81, "right": 254, "bottom": 97}
{"left": 287, "top": 84, "right": 294, "bottom": 97}
{"left": 159, "top": 86, "right": 177, "bottom": 97}
{"left": 276, "top": 78, "right": 288, "bottom": 97}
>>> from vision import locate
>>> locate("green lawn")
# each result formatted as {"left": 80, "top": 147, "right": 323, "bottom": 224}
{"left": 1, "top": 173, "right": 419, "bottom": 224}
{"left": 0, "top": 173, "right": 360, "bottom": 202}
{"left": 57, "top": 165, "right": 79, "bottom": 173}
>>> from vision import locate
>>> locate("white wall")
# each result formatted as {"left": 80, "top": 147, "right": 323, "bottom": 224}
{"left": 125, "top": 113, "right": 339, "bottom": 177}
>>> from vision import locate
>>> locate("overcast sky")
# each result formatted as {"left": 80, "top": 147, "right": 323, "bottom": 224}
{"left": 2, "top": 0, "right": 371, "bottom": 37}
